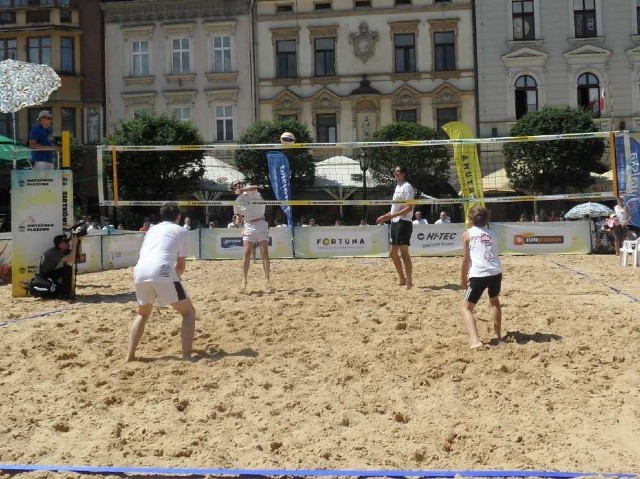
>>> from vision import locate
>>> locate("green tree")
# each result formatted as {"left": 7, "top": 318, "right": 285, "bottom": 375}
{"left": 366, "top": 122, "right": 451, "bottom": 196}
{"left": 105, "top": 112, "right": 205, "bottom": 201}
{"left": 234, "top": 119, "right": 315, "bottom": 192}
{"left": 503, "top": 106, "right": 606, "bottom": 194}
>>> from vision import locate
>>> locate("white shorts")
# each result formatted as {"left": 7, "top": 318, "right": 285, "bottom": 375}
{"left": 135, "top": 281, "right": 189, "bottom": 306}
{"left": 243, "top": 219, "right": 269, "bottom": 243}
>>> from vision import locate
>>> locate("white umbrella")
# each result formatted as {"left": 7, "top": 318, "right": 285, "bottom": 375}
{"left": 564, "top": 202, "right": 614, "bottom": 219}
{"left": 0, "top": 59, "right": 61, "bottom": 143}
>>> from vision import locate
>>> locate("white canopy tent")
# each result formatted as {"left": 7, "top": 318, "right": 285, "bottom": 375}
{"left": 202, "top": 156, "right": 244, "bottom": 191}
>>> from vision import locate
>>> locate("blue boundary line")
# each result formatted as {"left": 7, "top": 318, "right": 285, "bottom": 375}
{"left": 0, "top": 465, "right": 636, "bottom": 478}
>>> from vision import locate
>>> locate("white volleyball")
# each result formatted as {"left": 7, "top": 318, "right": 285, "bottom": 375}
{"left": 280, "top": 131, "right": 296, "bottom": 146}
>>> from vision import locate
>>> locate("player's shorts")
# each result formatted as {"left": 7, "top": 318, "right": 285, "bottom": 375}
{"left": 463, "top": 273, "right": 502, "bottom": 304}
{"left": 243, "top": 218, "right": 269, "bottom": 243}
{"left": 135, "top": 281, "right": 189, "bottom": 306}
{"left": 390, "top": 219, "right": 413, "bottom": 246}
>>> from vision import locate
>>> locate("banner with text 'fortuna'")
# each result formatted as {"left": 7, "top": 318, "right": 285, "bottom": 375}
{"left": 267, "top": 151, "right": 293, "bottom": 227}
{"left": 615, "top": 134, "right": 640, "bottom": 227}
{"left": 442, "top": 122, "right": 484, "bottom": 223}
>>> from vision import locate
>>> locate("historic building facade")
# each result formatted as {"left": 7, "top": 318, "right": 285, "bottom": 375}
{"left": 255, "top": 0, "right": 476, "bottom": 142}
{"left": 0, "top": 0, "right": 104, "bottom": 144}
{"left": 475, "top": 0, "right": 640, "bottom": 137}
{"left": 101, "top": 0, "right": 255, "bottom": 144}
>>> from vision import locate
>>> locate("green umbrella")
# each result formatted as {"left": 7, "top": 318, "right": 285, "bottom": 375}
{"left": 0, "top": 134, "right": 31, "bottom": 166}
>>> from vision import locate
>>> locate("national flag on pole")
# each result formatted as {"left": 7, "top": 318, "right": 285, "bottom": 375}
{"left": 599, "top": 87, "right": 606, "bottom": 115}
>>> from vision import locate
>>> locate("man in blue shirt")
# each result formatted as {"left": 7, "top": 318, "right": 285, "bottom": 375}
{"left": 29, "top": 110, "right": 59, "bottom": 169}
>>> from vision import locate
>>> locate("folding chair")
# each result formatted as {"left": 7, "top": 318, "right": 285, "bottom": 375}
{"left": 620, "top": 238, "right": 640, "bottom": 267}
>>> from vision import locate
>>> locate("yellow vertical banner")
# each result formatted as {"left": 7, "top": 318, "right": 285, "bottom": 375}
{"left": 62, "top": 130, "right": 71, "bottom": 168}
{"left": 442, "top": 121, "right": 485, "bottom": 222}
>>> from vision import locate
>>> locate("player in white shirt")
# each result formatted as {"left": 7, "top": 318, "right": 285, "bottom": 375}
{"left": 127, "top": 202, "right": 196, "bottom": 362}
{"left": 233, "top": 181, "right": 272, "bottom": 291}
{"left": 460, "top": 205, "right": 503, "bottom": 349}
{"left": 376, "top": 166, "right": 415, "bottom": 289}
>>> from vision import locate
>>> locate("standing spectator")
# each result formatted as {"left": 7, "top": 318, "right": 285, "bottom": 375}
{"left": 139, "top": 218, "right": 151, "bottom": 232}
{"left": 183, "top": 217, "right": 191, "bottom": 231}
{"left": 518, "top": 213, "right": 528, "bottom": 222}
{"left": 376, "top": 165, "right": 415, "bottom": 289}
{"left": 127, "top": 202, "right": 196, "bottom": 362}
{"left": 208, "top": 221, "right": 218, "bottom": 229}
{"left": 413, "top": 211, "right": 428, "bottom": 225}
{"left": 29, "top": 110, "right": 60, "bottom": 170}
{"left": 334, "top": 219, "right": 343, "bottom": 226}
{"left": 227, "top": 214, "right": 242, "bottom": 228}
{"left": 435, "top": 211, "right": 451, "bottom": 224}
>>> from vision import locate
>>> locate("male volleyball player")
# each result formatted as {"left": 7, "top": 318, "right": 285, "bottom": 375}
{"left": 460, "top": 205, "right": 503, "bottom": 349}
{"left": 127, "top": 202, "right": 196, "bottom": 362}
{"left": 376, "top": 166, "right": 415, "bottom": 289}
{"left": 232, "top": 181, "right": 272, "bottom": 292}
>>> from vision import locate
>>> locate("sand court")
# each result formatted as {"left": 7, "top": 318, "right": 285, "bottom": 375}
{"left": 1, "top": 254, "right": 639, "bottom": 477}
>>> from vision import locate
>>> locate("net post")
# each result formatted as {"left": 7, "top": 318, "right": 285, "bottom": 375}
{"left": 111, "top": 146, "right": 119, "bottom": 207}
{"left": 610, "top": 131, "right": 619, "bottom": 198}
{"left": 61, "top": 130, "right": 71, "bottom": 168}
{"left": 97, "top": 146, "right": 104, "bottom": 206}
{"left": 623, "top": 130, "right": 632, "bottom": 198}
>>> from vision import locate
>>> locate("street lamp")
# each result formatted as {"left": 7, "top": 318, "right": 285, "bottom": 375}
{"left": 358, "top": 149, "right": 370, "bottom": 222}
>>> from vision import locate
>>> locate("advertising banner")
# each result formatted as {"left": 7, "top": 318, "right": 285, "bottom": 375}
{"left": 75, "top": 235, "right": 103, "bottom": 273}
{"left": 0, "top": 234, "right": 11, "bottom": 284}
{"left": 410, "top": 224, "right": 466, "bottom": 256}
{"left": 200, "top": 228, "right": 293, "bottom": 259}
{"left": 101, "top": 233, "right": 144, "bottom": 270}
{"left": 492, "top": 221, "right": 591, "bottom": 255}
{"left": 294, "top": 225, "right": 389, "bottom": 258}
{"left": 62, "top": 170, "right": 74, "bottom": 228}
{"left": 267, "top": 151, "right": 293, "bottom": 227}
{"left": 11, "top": 170, "right": 63, "bottom": 297}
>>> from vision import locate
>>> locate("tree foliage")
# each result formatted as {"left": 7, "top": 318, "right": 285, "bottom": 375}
{"left": 234, "top": 119, "right": 315, "bottom": 193}
{"left": 367, "top": 122, "right": 451, "bottom": 196}
{"left": 105, "top": 112, "right": 204, "bottom": 201}
{"left": 503, "top": 106, "right": 606, "bottom": 194}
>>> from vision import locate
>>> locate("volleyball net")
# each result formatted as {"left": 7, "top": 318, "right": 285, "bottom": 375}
{"left": 96, "top": 131, "right": 619, "bottom": 224}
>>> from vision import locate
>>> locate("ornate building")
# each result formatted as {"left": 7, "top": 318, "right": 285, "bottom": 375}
{"left": 256, "top": 0, "right": 476, "bottom": 142}
{"left": 476, "top": 0, "right": 640, "bottom": 137}
{"left": 101, "top": 0, "right": 255, "bottom": 143}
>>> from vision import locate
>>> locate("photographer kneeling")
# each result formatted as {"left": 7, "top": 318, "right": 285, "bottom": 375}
{"left": 37, "top": 234, "right": 79, "bottom": 299}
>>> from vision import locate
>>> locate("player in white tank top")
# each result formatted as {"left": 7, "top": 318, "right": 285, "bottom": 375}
{"left": 460, "top": 205, "right": 503, "bottom": 349}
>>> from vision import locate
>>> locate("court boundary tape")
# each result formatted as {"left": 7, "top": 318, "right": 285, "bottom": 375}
{"left": 0, "top": 304, "right": 86, "bottom": 328}
{"left": 549, "top": 261, "right": 640, "bottom": 304}
{"left": 0, "top": 464, "right": 636, "bottom": 478}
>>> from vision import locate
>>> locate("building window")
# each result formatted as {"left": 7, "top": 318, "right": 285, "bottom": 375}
{"left": 276, "top": 4, "right": 294, "bottom": 13}
{"left": 315, "top": 2, "right": 332, "bottom": 11}
{"left": 577, "top": 72, "right": 600, "bottom": 117}
{"left": 133, "top": 108, "right": 151, "bottom": 119}
{"left": 173, "top": 107, "right": 192, "bottom": 123}
{"left": 0, "top": 11, "right": 16, "bottom": 24}
{"left": 276, "top": 40, "right": 297, "bottom": 78}
{"left": 574, "top": 0, "right": 596, "bottom": 38}
{"left": 26, "top": 9, "right": 50, "bottom": 23}
{"left": 215, "top": 105, "right": 234, "bottom": 142}
{"left": 61, "top": 37, "right": 74, "bottom": 73}
{"left": 316, "top": 114, "right": 337, "bottom": 142}
{"left": 637, "top": 0, "right": 640, "bottom": 34}
{"left": 28, "top": 37, "right": 52, "bottom": 66}
{"left": 394, "top": 34, "right": 416, "bottom": 73}
{"left": 213, "top": 36, "right": 232, "bottom": 73}
{"left": 355, "top": 1, "right": 371, "bottom": 7}
{"left": 396, "top": 0, "right": 411, "bottom": 4}
{"left": 436, "top": 107, "right": 457, "bottom": 135}
{"left": 60, "top": 8, "right": 72, "bottom": 23}
{"left": 515, "top": 75, "right": 538, "bottom": 119}
{"left": 512, "top": 0, "right": 535, "bottom": 40}
{"left": 314, "top": 38, "right": 335, "bottom": 76}
{"left": 131, "top": 40, "right": 150, "bottom": 77}
{"left": 0, "top": 38, "right": 17, "bottom": 60}
{"left": 396, "top": 109, "right": 417, "bottom": 123}
{"left": 434, "top": 31, "right": 455, "bottom": 71}
{"left": 171, "top": 38, "right": 191, "bottom": 74}
{"left": 61, "top": 107, "right": 76, "bottom": 137}
{"left": 278, "top": 114, "right": 298, "bottom": 121}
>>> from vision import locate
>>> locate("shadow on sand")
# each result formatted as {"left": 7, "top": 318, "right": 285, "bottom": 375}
{"left": 503, "top": 330, "right": 563, "bottom": 344}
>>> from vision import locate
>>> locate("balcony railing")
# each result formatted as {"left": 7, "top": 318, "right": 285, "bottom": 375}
{"left": 0, "top": 0, "right": 70, "bottom": 8}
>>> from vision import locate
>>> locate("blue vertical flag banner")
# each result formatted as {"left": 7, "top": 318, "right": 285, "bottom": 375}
{"left": 615, "top": 135, "right": 640, "bottom": 227}
{"left": 267, "top": 151, "right": 294, "bottom": 227}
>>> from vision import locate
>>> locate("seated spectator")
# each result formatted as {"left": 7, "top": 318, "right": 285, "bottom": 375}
{"left": 334, "top": 219, "right": 343, "bottom": 226}
{"left": 227, "top": 214, "right": 242, "bottom": 228}
{"left": 413, "top": 211, "right": 428, "bottom": 225}
{"left": 435, "top": 211, "right": 451, "bottom": 224}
